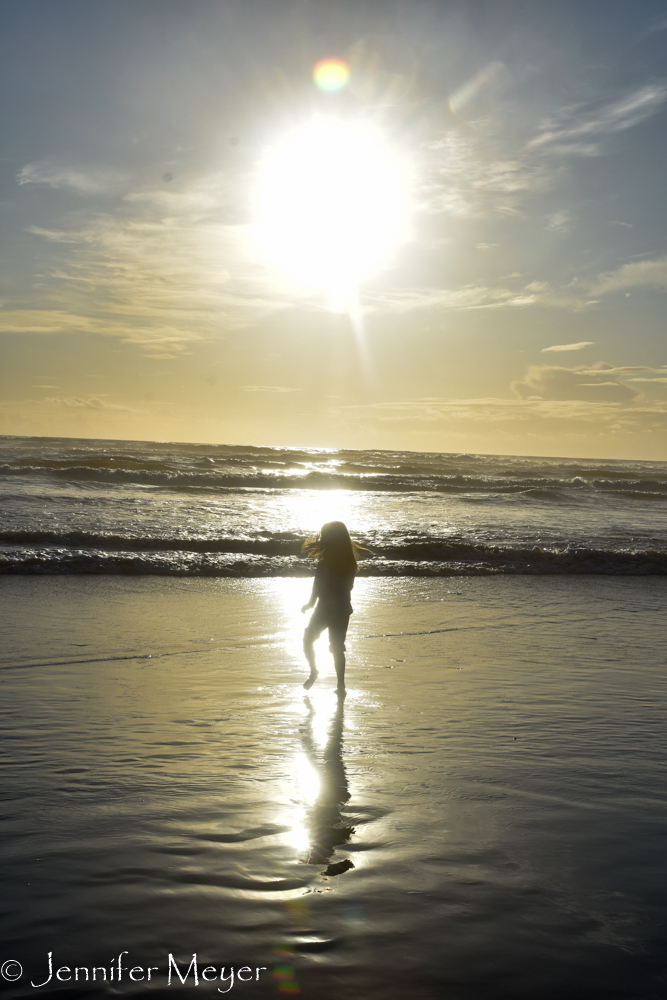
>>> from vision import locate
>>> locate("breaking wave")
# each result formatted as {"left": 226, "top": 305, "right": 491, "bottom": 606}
{"left": 2, "top": 462, "right": 667, "bottom": 499}
{"left": 1, "top": 539, "right": 665, "bottom": 576}
{"left": 2, "top": 437, "right": 666, "bottom": 576}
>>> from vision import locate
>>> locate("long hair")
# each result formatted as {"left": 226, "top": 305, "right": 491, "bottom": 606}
{"left": 301, "top": 521, "right": 369, "bottom": 574}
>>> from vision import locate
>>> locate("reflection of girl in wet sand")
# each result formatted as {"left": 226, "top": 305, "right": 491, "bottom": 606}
{"left": 300, "top": 696, "right": 354, "bottom": 874}
{"left": 301, "top": 521, "right": 369, "bottom": 695}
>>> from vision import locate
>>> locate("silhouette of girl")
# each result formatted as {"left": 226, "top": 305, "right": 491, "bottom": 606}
{"left": 301, "top": 521, "right": 368, "bottom": 695}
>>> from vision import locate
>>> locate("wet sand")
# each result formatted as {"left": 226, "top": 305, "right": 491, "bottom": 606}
{"left": 1, "top": 575, "right": 666, "bottom": 999}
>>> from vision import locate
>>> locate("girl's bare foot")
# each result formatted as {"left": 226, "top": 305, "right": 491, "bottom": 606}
{"left": 303, "top": 670, "right": 318, "bottom": 690}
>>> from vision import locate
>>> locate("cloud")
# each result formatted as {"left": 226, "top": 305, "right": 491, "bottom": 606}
{"left": 511, "top": 363, "right": 641, "bottom": 403}
{"left": 0, "top": 396, "right": 143, "bottom": 438}
{"left": 122, "top": 172, "right": 247, "bottom": 223}
{"left": 576, "top": 364, "right": 667, "bottom": 376}
{"left": 44, "top": 396, "right": 136, "bottom": 411}
{"left": 420, "top": 80, "right": 667, "bottom": 230}
{"left": 0, "top": 310, "right": 70, "bottom": 333}
{"left": 28, "top": 227, "right": 83, "bottom": 244}
{"left": 0, "top": 307, "right": 203, "bottom": 353}
{"left": 546, "top": 210, "right": 573, "bottom": 233}
{"left": 590, "top": 255, "right": 667, "bottom": 294}
{"left": 528, "top": 83, "right": 667, "bottom": 152}
{"left": 420, "top": 126, "right": 553, "bottom": 220}
{"left": 366, "top": 285, "right": 525, "bottom": 312}
{"left": 367, "top": 280, "right": 591, "bottom": 315}
{"left": 241, "top": 385, "right": 300, "bottom": 393}
{"left": 17, "top": 162, "right": 123, "bottom": 194}
{"left": 542, "top": 342, "right": 594, "bottom": 352}
{"left": 10, "top": 175, "right": 296, "bottom": 353}
{"left": 341, "top": 396, "right": 667, "bottom": 437}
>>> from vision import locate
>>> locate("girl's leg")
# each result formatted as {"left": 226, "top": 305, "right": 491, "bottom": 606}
{"left": 303, "top": 614, "right": 323, "bottom": 689}
{"left": 333, "top": 649, "right": 346, "bottom": 694}
{"left": 329, "top": 617, "right": 349, "bottom": 694}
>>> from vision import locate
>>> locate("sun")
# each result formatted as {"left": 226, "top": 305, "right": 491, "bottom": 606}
{"left": 253, "top": 119, "right": 410, "bottom": 310}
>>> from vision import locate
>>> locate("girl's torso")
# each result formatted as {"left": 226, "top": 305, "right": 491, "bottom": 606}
{"left": 316, "top": 562, "right": 355, "bottom": 616}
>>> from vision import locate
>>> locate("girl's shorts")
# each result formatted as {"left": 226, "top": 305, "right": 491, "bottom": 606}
{"left": 304, "top": 607, "right": 350, "bottom": 654}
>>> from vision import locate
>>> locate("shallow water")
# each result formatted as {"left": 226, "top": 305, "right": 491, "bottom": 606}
{"left": 1, "top": 576, "right": 666, "bottom": 999}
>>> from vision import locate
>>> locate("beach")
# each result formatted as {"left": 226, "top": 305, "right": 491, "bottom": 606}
{"left": 2, "top": 573, "right": 666, "bottom": 999}
{"left": 4, "top": 1, "right": 667, "bottom": 994}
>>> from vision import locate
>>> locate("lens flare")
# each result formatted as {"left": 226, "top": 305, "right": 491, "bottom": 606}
{"left": 313, "top": 58, "right": 350, "bottom": 93}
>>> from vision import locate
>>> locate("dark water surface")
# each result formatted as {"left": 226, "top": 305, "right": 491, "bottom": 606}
{"left": 1, "top": 576, "right": 666, "bottom": 999}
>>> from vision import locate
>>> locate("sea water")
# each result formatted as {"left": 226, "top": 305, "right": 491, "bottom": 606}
{"left": 1, "top": 436, "right": 666, "bottom": 576}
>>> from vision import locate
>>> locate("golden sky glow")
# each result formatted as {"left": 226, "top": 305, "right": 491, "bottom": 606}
{"left": 1, "top": 1, "right": 667, "bottom": 458}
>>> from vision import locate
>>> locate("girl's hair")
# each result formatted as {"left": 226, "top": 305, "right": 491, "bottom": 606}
{"left": 301, "top": 521, "right": 369, "bottom": 574}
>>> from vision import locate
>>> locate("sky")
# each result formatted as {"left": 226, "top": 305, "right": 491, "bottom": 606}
{"left": 1, "top": 0, "right": 667, "bottom": 459}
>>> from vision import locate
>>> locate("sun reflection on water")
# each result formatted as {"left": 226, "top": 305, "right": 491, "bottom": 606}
{"left": 281, "top": 488, "right": 359, "bottom": 535}
{"left": 293, "top": 751, "right": 321, "bottom": 805}
{"left": 289, "top": 749, "right": 321, "bottom": 853}
{"left": 286, "top": 693, "right": 354, "bottom": 871}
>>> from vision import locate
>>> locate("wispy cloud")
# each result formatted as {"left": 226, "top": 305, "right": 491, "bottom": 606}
{"left": 12, "top": 173, "right": 296, "bottom": 354}
{"left": 576, "top": 365, "right": 667, "bottom": 376}
{"left": 420, "top": 125, "right": 553, "bottom": 219}
{"left": 590, "top": 255, "right": 667, "bottom": 294}
{"left": 123, "top": 172, "right": 246, "bottom": 222}
{"left": 0, "top": 307, "right": 204, "bottom": 353}
{"left": 511, "top": 363, "right": 640, "bottom": 403}
{"left": 542, "top": 341, "right": 594, "bottom": 352}
{"left": 510, "top": 362, "right": 667, "bottom": 404}
{"left": 17, "top": 161, "right": 124, "bottom": 194}
{"left": 546, "top": 210, "right": 573, "bottom": 233}
{"left": 0, "top": 396, "right": 141, "bottom": 438}
{"left": 0, "top": 309, "right": 74, "bottom": 334}
{"left": 528, "top": 83, "right": 667, "bottom": 152}
{"left": 28, "top": 227, "right": 83, "bottom": 244}
{"left": 44, "top": 396, "right": 136, "bottom": 411}
{"left": 341, "top": 396, "right": 667, "bottom": 435}
{"left": 419, "top": 80, "right": 667, "bottom": 227}
{"left": 242, "top": 385, "right": 300, "bottom": 393}
{"left": 366, "top": 280, "right": 591, "bottom": 315}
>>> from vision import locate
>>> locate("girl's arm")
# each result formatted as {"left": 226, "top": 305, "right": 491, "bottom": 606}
{"left": 301, "top": 564, "right": 323, "bottom": 613}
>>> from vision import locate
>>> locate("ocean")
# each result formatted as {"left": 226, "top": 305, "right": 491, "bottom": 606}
{"left": 1, "top": 435, "right": 666, "bottom": 576}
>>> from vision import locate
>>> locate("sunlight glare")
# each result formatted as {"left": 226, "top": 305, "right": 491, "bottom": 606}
{"left": 254, "top": 120, "right": 410, "bottom": 309}
{"left": 283, "top": 488, "right": 356, "bottom": 535}
{"left": 294, "top": 751, "right": 321, "bottom": 805}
